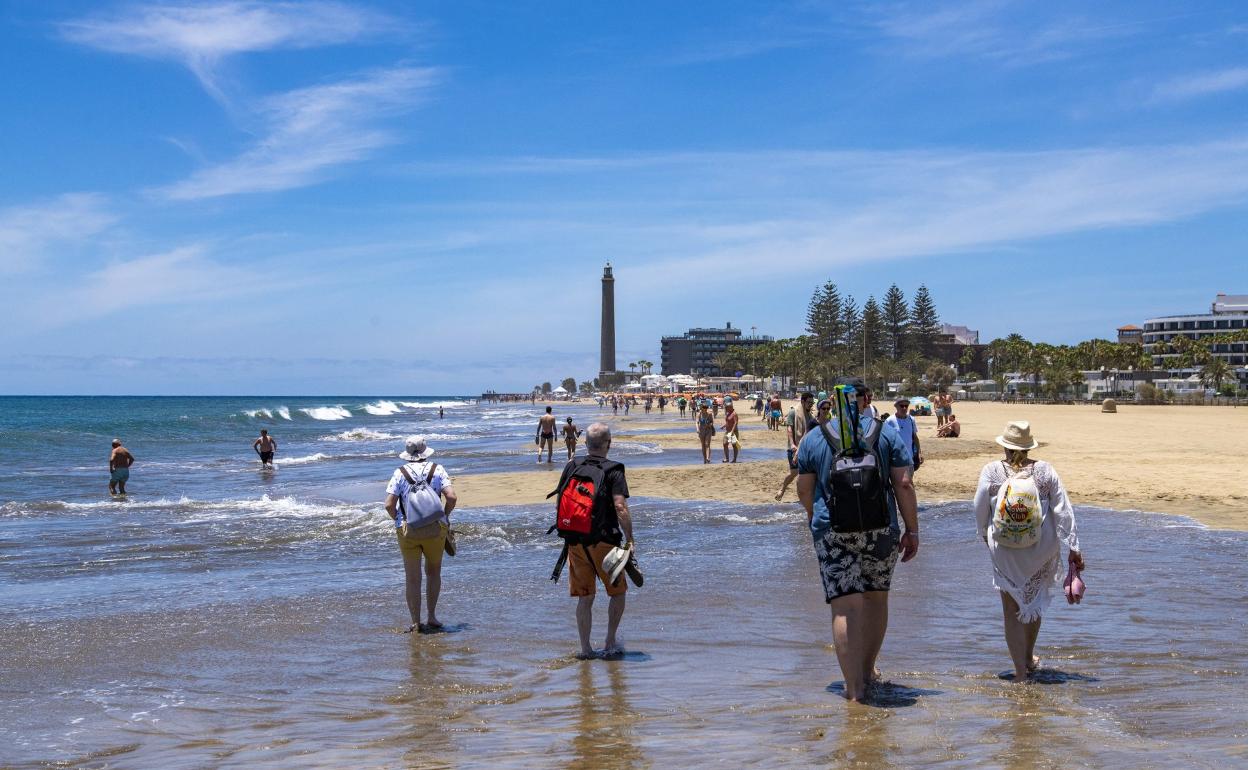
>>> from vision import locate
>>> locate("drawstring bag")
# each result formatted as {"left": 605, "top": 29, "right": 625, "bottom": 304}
{"left": 991, "top": 465, "right": 1042, "bottom": 548}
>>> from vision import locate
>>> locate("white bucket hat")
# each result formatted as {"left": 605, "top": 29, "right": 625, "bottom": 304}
{"left": 399, "top": 435, "right": 435, "bottom": 461}
{"left": 995, "top": 421, "right": 1039, "bottom": 451}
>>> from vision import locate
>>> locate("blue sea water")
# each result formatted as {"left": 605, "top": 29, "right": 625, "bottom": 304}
{"left": 1, "top": 397, "right": 1245, "bottom": 768}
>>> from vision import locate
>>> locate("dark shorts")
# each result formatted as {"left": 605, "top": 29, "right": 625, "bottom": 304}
{"left": 813, "top": 527, "right": 899, "bottom": 602}
{"left": 786, "top": 447, "right": 798, "bottom": 470}
{"left": 260, "top": 451, "right": 274, "bottom": 463}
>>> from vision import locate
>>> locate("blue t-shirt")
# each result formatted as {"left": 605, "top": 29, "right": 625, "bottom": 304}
{"left": 797, "top": 415, "right": 913, "bottom": 539}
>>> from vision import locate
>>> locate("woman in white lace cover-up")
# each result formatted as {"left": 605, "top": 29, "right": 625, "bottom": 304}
{"left": 973, "top": 421, "right": 1084, "bottom": 682}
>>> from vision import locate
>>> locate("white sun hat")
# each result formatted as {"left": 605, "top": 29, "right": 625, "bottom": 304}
{"left": 995, "top": 421, "right": 1039, "bottom": 451}
{"left": 601, "top": 544, "right": 631, "bottom": 585}
{"left": 399, "top": 435, "right": 435, "bottom": 461}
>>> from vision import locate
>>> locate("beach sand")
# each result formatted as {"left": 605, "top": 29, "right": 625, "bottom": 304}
{"left": 460, "top": 401, "right": 1248, "bottom": 530}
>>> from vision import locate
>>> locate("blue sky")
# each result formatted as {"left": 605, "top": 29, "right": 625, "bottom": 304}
{"left": 2, "top": 1, "right": 1247, "bottom": 395}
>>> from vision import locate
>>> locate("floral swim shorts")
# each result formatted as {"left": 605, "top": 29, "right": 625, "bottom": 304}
{"left": 813, "top": 527, "right": 899, "bottom": 602}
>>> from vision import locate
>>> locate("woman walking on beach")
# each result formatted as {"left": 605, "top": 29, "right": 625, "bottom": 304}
{"left": 696, "top": 401, "right": 715, "bottom": 463}
{"left": 973, "top": 421, "right": 1084, "bottom": 681}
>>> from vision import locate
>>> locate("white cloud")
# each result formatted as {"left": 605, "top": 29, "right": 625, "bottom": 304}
{"left": 157, "top": 67, "right": 437, "bottom": 200}
{"left": 61, "top": 1, "right": 395, "bottom": 97}
{"left": 1151, "top": 67, "right": 1248, "bottom": 103}
{"left": 40, "top": 245, "right": 266, "bottom": 326}
{"left": 868, "top": 0, "right": 1133, "bottom": 66}
{"left": 0, "top": 194, "right": 116, "bottom": 273}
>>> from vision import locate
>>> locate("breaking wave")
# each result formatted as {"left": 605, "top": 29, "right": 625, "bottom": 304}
{"left": 322, "top": 428, "right": 399, "bottom": 442}
{"left": 300, "top": 406, "right": 352, "bottom": 421}
{"left": 362, "top": 400, "right": 402, "bottom": 416}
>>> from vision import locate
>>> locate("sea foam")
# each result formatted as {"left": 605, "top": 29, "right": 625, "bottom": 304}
{"left": 363, "top": 400, "right": 402, "bottom": 416}
{"left": 322, "top": 428, "right": 399, "bottom": 442}
{"left": 300, "top": 406, "right": 352, "bottom": 421}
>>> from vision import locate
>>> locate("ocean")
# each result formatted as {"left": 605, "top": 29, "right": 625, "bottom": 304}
{"left": 1, "top": 396, "right": 1245, "bottom": 768}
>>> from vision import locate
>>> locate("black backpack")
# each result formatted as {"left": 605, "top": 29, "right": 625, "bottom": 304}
{"left": 816, "top": 417, "right": 892, "bottom": 533}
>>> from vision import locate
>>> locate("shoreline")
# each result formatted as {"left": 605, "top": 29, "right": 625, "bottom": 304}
{"left": 449, "top": 400, "right": 1248, "bottom": 531}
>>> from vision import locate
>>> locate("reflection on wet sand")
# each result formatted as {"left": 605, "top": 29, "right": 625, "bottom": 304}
{"left": 391, "top": 634, "right": 469, "bottom": 769}
{"left": 569, "top": 661, "right": 644, "bottom": 770}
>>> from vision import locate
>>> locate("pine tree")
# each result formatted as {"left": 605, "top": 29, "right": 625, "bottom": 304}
{"left": 910, "top": 284, "right": 941, "bottom": 358}
{"left": 861, "top": 295, "right": 887, "bottom": 364}
{"left": 805, "top": 281, "right": 844, "bottom": 352}
{"left": 881, "top": 284, "right": 909, "bottom": 360}
{"left": 841, "top": 294, "right": 862, "bottom": 373}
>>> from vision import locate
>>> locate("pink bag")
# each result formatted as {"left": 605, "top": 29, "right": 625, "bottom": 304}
{"left": 1064, "top": 563, "right": 1086, "bottom": 605}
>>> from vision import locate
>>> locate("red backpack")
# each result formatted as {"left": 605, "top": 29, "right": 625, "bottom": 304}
{"left": 546, "top": 456, "right": 623, "bottom": 580}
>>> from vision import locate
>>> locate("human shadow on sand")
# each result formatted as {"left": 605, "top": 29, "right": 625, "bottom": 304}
{"left": 826, "top": 680, "right": 941, "bottom": 708}
{"left": 997, "top": 668, "right": 1099, "bottom": 684}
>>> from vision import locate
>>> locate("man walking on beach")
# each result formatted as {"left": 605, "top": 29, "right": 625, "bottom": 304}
{"left": 537, "top": 406, "right": 557, "bottom": 464}
{"left": 252, "top": 429, "right": 277, "bottom": 467}
{"left": 886, "top": 399, "right": 922, "bottom": 471}
{"left": 797, "top": 379, "right": 919, "bottom": 703}
{"left": 108, "top": 439, "right": 134, "bottom": 495}
{"left": 776, "top": 392, "right": 815, "bottom": 500}
{"left": 554, "top": 422, "right": 635, "bottom": 658}
{"left": 722, "top": 396, "right": 740, "bottom": 463}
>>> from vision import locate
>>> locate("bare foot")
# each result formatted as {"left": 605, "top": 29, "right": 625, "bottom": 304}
{"left": 1027, "top": 656, "right": 1040, "bottom": 673}
{"left": 774, "top": 492, "right": 784, "bottom": 501}
{"left": 575, "top": 650, "right": 597, "bottom": 660}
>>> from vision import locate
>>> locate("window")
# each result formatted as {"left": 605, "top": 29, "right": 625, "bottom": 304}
{"left": 1199, "top": 320, "right": 1214, "bottom": 330}
{"left": 1183, "top": 321, "right": 1196, "bottom": 330}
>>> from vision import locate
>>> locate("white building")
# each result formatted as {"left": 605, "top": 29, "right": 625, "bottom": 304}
{"left": 1141, "top": 293, "right": 1248, "bottom": 379}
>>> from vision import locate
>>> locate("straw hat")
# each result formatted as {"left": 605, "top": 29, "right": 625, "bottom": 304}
{"left": 995, "top": 421, "right": 1039, "bottom": 451}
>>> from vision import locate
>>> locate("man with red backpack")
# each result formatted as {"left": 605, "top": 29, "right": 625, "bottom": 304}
{"left": 549, "top": 422, "right": 635, "bottom": 659}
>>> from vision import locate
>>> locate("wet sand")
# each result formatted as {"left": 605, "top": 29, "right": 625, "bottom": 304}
{"left": 462, "top": 402, "right": 1248, "bottom": 530}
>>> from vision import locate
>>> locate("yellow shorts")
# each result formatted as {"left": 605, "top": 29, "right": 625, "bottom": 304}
{"left": 568, "top": 541, "right": 627, "bottom": 598}
{"left": 396, "top": 521, "right": 447, "bottom": 568}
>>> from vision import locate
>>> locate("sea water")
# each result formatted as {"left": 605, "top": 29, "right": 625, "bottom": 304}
{"left": 1, "top": 397, "right": 1245, "bottom": 768}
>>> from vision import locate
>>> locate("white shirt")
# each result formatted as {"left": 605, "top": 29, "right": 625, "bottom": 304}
{"left": 885, "top": 414, "right": 916, "bottom": 451}
{"left": 387, "top": 462, "right": 452, "bottom": 510}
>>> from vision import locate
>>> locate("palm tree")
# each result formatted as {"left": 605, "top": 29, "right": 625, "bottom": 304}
{"left": 713, "top": 350, "right": 742, "bottom": 377}
{"left": 627, "top": 361, "right": 637, "bottom": 375}
{"left": 1200, "top": 358, "right": 1232, "bottom": 393}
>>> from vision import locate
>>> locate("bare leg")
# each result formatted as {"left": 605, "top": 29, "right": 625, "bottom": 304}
{"left": 1000, "top": 592, "right": 1041, "bottom": 680}
{"left": 576, "top": 595, "right": 595, "bottom": 657}
{"left": 604, "top": 594, "right": 626, "bottom": 651}
{"left": 424, "top": 556, "right": 442, "bottom": 626}
{"left": 861, "top": 591, "right": 889, "bottom": 685}
{"left": 829, "top": 593, "right": 869, "bottom": 702}
{"left": 723, "top": 440, "right": 730, "bottom": 462}
{"left": 776, "top": 469, "right": 798, "bottom": 500}
{"left": 731, "top": 444, "right": 739, "bottom": 463}
{"left": 403, "top": 552, "right": 424, "bottom": 629}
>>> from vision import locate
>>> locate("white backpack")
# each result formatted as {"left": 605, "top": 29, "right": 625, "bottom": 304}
{"left": 991, "top": 465, "right": 1043, "bottom": 548}
{"left": 398, "top": 462, "right": 444, "bottom": 528}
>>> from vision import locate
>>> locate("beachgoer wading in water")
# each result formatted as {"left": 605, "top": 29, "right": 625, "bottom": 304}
{"left": 253, "top": 429, "right": 277, "bottom": 467}
{"left": 537, "top": 406, "right": 557, "bottom": 464}
{"left": 797, "top": 379, "right": 920, "bottom": 703}
{"left": 721, "top": 396, "right": 740, "bottom": 463}
{"left": 563, "top": 416, "right": 581, "bottom": 460}
{"left": 974, "top": 421, "right": 1084, "bottom": 681}
{"left": 108, "top": 439, "right": 135, "bottom": 495}
{"left": 385, "top": 436, "right": 457, "bottom": 634}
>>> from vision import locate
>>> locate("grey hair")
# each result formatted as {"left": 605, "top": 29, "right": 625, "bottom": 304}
{"left": 586, "top": 422, "right": 611, "bottom": 453}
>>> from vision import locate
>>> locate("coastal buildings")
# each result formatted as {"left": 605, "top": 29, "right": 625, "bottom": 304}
{"left": 1117, "top": 325, "right": 1143, "bottom": 345}
{"left": 660, "top": 323, "right": 773, "bottom": 376}
{"left": 1140, "top": 293, "right": 1248, "bottom": 377}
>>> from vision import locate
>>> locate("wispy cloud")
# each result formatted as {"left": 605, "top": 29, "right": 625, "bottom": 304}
{"left": 868, "top": 0, "right": 1135, "bottom": 66}
{"left": 0, "top": 194, "right": 116, "bottom": 274}
{"left": 27, "top": 245, "right": 268, "bottom": 327}
{"left": 157, "top": 66, "right": 437, "bottom": 200}
{"left": 60, "top": 1, "right": 396, "bottom": 99}
{"left": 1151, "top": 66, "right": 1248, "bottom": 103}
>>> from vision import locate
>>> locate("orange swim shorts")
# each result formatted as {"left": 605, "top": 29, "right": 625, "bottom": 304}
{"left": 568, "top": 541, "right": 628, "bottom": 598}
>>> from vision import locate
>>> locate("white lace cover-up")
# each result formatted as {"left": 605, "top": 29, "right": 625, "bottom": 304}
{"left": 973, "top": 460, "right": 1080, "bottom": 622}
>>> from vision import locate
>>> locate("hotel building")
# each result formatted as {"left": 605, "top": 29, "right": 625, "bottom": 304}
{"left": 1141, "top": 293, "right": 1248, "bottom": 375}
{"left": 660, "top": 323, "right": 772, "bottom": 376}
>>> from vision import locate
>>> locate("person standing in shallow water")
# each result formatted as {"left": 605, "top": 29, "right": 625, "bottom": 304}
{"left": 797, "top": 379, "right": 920, "bottom": 703}
{"left": 696, "top": 400, "right": 715, "bottom": 464}
{"left": 537, "top": 406, "right": 557, "bottom": 464}
{"left": 721, "top": 396, "right": 740, "bottom": 463}
{"left": 108, "top": 439, "right": 134, "bottom": 495}
{"left": 973, "top": 421, "right": 1084, "bottom": 682}
{"left": 252, "top": 429, "right": 277, "bottom": 467}
{"left": 555, "top": 422, "right": 634, "bottom": 659}
{"left": 562, "top": 416, "right": 581, "bottom": 460}
{"left": 386, "top": 436, "right": 457, "bottom": 634}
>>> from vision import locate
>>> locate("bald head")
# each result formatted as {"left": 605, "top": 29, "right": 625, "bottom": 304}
{"left": 585, "top": 422, "right": 611, "bottom": 455}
